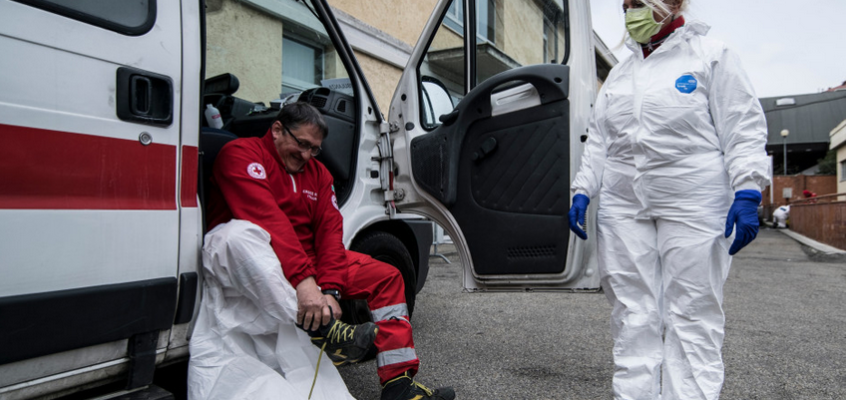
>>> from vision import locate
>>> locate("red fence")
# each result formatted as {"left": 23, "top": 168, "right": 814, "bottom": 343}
{"left": 789, "top": 193, "right": 846, "bottom": 250}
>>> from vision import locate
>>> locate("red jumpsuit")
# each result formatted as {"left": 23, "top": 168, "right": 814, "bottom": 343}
{"left": 207, "top": 130, "right": 418, "bottom": 383}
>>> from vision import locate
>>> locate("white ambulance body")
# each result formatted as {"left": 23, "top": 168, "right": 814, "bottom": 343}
{"left": 0, "top": 0, "right": 599, "bottom": 398}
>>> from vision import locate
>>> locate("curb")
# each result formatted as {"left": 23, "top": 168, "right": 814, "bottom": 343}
{"left": 778, "top": 229, "right": 846, "bottom": 255}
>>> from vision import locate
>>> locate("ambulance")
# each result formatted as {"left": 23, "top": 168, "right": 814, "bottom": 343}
{"left": 0, "top": 0, "right": 600, "bottom": 397}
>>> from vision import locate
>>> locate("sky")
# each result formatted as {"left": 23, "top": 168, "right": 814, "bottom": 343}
{"left": 588, "top": 0, "right": 846, "bottom": 98}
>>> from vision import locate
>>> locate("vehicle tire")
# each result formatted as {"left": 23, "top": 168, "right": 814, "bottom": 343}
{"left": 340, "top": 231, "right": 417, "bottom": 321}
{"left": 339, "top": 231, "right": 416, "bottom": 362}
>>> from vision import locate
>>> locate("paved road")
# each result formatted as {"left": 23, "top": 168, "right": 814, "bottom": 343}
{"left": 339, "top": 228, "right": 846, "bottom": 399}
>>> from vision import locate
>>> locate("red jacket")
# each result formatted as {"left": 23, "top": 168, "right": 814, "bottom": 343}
{"left": 207, "top": 130, "right": 346, "bottom": 292}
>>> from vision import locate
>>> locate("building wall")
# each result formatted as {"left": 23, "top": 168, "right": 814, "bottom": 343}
{"left": 332, "top": 0, "right": 437, "bottom": 48}
{"left": 830, "top": 119, "right": 846, "bottom": 194}
{"left": 354, "top": 51, "right": 403, "bottom": 111}
{"left": 206, "top": 0, "right": 282, "bottom": 103}
{"left": 838, "top": 146, "right": 846, "bottom": 194}
{"left": 501, "top": 0, "right": 544, "bottom": 66}
{"left": 204, "top": 0, "right": 608, "bottom": 117}
{"left": 762, "top": 175, "right": 838, "bottom": 208}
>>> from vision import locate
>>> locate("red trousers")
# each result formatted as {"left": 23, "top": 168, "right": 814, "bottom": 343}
{"left": 343, "top": 251, "right": 418, "bottom": 384}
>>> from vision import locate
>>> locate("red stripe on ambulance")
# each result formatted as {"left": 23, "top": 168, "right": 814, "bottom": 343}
{"left": 181, "top": 146, "right": 199, "bottom": 208}
{"left": 1, "top": 124, "right": 177, "bottom": 210}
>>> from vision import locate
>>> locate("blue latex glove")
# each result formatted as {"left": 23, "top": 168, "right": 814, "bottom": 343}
{"left": 724, "top": 190, "right": 762, "bottom": 255}
{"left": 568, "top": 194, "right": 590, "bottom": 240}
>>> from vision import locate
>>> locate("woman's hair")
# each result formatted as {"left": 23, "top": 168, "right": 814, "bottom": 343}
{"left": 643, "top": 0, "right": 689, "bottom": 16}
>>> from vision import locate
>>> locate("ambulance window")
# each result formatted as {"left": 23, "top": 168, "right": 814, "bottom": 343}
{"left": 474, "top": 0, "right": 567, "bottom": 85}
{"left": 418, "top": 0, "right": 466, "bottom": 130}
{"left": 13, "top": 0, "right": 156, "bottom": 35}
{"left": 418, "top": 0, "right": 569, "bottom": 129}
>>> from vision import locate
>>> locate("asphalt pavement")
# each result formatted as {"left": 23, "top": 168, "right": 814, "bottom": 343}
{"left": 339, "top": 228, "right": 846, "bottom": 399}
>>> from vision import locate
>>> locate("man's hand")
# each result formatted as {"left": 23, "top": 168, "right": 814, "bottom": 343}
{"left": 325, "top": 295, "right": 342, "bottom": 320}
{"left": 296, "top": 277, "right": 330, "bottom": 331}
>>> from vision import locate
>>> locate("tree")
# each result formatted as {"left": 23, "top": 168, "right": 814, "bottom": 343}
{"left": 816, "top": 149, "right": 837, "bottom": 175}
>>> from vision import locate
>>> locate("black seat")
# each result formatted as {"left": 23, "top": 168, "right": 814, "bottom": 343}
{"left": 199, "top": 127, "right": 237, "bottom": 229}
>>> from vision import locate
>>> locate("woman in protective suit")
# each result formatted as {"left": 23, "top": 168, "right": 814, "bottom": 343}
{"left": 567, "top": 0, "right": 770, "bottom": 399}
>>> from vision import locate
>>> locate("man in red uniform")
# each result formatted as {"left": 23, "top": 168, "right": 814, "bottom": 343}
{"left": 206, "top": 102, "right": 454, "bottom": 400}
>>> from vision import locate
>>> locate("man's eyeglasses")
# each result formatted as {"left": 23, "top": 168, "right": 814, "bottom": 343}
{"left": 283, "top": 125, "right": 322, "bottom": 156}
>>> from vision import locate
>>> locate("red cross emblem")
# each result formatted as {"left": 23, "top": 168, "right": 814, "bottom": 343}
{"left": 247, "top": 162, "right": 266, "bottom": 179}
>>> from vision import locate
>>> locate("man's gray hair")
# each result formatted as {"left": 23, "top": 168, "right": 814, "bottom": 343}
{"left": 276, "top": 102, "right": 329, "bottom": 139}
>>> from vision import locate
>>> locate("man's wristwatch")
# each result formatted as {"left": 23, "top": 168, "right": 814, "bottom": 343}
{"left": 322, "top": 289, "right": 341, "bottom": 301}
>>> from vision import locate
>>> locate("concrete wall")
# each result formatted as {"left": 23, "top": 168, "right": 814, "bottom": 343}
{"left": 204, "top": 0, "right": 596, "bottom": 116}
{"left": 332, "top": 0, "right": 437, "bottom": 48}
{"left": 206, "top": 1, "right": 282, "bottom": 103}
{"left": 501, "top": 0, "right": 544, "bottom": 66}
{"left": 354, "top": 51, "right": 403, "bottom": 111}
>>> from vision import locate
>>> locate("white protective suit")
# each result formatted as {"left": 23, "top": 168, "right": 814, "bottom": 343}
{"left": 773, "top": 205, "right": 790, "bottom": 228}
{"left": 187, "top": 220, "right": 355, "bottom": 400}
{"left": 571, "top": 20, "right": 771, "bottom": 400}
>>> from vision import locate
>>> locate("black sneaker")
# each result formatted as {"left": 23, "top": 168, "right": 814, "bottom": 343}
{"left": 310, "top": 319, "right": 378, "bottom": 366}
{"left": 381, "top": 372, "right": 455, "bottom": 400}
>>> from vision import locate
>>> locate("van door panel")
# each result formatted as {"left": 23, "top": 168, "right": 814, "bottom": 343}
{"left": 391, "top": 0, "right": 600, "bottom": 289}
{"left": 411, "top": 65, "right": 571, "bottom": 276}
{"left": 0, "top": 0, "right": 183, "bottom": 390}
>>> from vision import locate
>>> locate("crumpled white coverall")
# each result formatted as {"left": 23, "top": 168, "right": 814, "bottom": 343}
{"left": 187, "top": 220, "right": 355, "bottom": 400}
{"left": 571, "top": 20, "right": 771, "bottom": 400}
{"left": 773, "top": 205, "right": 789, "bottom": 228}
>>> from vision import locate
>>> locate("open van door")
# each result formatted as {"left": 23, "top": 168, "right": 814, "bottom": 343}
{"left": 390, "top": 0, "right": 600, "bottom": 291}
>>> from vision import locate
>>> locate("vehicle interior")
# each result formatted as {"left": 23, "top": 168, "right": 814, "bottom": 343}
{"left": 198, "top": 73, "right": 360, "bottom": 220}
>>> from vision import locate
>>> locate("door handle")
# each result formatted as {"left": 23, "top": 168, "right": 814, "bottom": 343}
{"left": 439, "top": 110, "right": 459, "bottom": 126}
{"left": 116, "top": 67, "right": 174, "bottom": 126}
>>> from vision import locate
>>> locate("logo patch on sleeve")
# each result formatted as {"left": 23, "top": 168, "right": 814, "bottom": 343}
{"left": 331, "top": 194, "right": 339, "bottom": 210}
{"left": 675, "top": 74, "right": 698, "bottom": 94}
{"left": 247, "top": 162, "right": 267, "bottom": 179}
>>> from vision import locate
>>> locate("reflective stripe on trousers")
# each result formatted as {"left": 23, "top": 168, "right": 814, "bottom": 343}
{"left": 371, "top": 304, "right": 410, "bottom": 323}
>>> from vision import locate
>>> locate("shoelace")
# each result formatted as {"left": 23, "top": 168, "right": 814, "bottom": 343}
{"left": 308, "top": 341, "right": 328, "bottom": 399}
{"left": 412, "top": 381, "right": 435, "bottom": 396}
{"left": 308, "top": 321, "right": 355, "bottom": 399}
{"left": 326, "top": 320, "right": 356, "bottom": 343}
{"left": 383, "top": 374, "right": 435, "bottom": 397}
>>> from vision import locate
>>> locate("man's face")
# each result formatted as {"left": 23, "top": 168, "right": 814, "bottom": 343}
{"left": 270, "top": 120, "right": 323, "bottom": 174}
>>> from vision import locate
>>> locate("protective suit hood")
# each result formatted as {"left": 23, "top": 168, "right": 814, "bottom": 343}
{"left": 625, "top": 19, "right": 711, "bottom": 56}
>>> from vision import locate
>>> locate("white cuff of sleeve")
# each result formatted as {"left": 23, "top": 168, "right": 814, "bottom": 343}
{"left": 733, "top": 182, "right": 761, "bottom": 193}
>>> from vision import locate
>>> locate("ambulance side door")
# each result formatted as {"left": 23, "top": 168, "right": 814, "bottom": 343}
{"left": 390, "top": 0, "right": 600, "bottom": 290}
{"left": 0, "top": 0, "right": 183, "bottom": 392}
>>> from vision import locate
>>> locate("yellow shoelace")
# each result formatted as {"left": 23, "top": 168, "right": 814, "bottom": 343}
{"left": 308, "top": 341, "right": 328, "bottom": 400}
{"left": 308, "top": 321, "right": 355, "bottom": 399}
{"left": 326, "top": 320, "right": 355, "bottom": 343}
{"left": 413, "top": 381, "right": 435, "bottom": 396}
{"left": 383, "top": 374, "right": 435, "bottom": 397}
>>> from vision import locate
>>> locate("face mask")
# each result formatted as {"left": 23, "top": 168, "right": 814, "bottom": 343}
{"left": 625, "top": 7, "right": 662, "bottom": 44}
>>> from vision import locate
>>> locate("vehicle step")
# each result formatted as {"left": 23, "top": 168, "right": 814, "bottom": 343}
{"left": 106, "top": 385, "right": 174, "bottom": 400}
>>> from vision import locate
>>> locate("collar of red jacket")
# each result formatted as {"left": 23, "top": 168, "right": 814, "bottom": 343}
{"left": 642, "top": 15, "right": 685, "bottom": 58}
{"left": 262, "top": 128, "right": 288, "bottom": 170}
